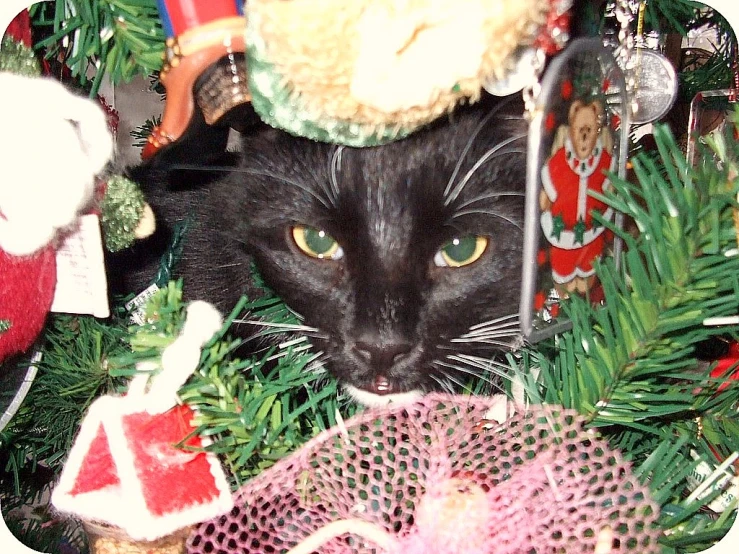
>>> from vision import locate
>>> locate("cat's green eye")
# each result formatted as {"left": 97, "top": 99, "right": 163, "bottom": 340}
{"left": 292, "top": 225, "right": 344, "bottom": 260}
{"left": 435, "top": 235, "right": 488, "bottom": 268}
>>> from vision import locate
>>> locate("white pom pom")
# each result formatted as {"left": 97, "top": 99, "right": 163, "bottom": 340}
{"left": 182, "top": 301, "right": 223, "bottom": 346}
{"left": 0, "top": 73, "right": 113, "bottom": 255}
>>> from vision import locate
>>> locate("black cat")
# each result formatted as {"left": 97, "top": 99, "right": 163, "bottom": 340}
{"left": 112, "top": 95, "right": 528, "bottom": 406}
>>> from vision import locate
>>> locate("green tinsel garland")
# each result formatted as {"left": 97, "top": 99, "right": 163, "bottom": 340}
{"left": 100, "top": 175, "right": 147, "bottom": 252}
{"left": 0, "top": 36, "right": 40, "bottom": 76}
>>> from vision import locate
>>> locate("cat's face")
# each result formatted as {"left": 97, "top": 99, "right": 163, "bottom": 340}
{"left": 220, "top": 99, "right": 527, "bottom": 406}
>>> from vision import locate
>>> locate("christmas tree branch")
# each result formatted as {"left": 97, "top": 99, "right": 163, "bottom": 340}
{"left": 513, "top": 120, "right": 739, "bottom": 549}
{"left": 30, "top": 0, "right": 164, "bottom": 95}
{"left": 107, "top": 281, "right": 355, "bottom": 489}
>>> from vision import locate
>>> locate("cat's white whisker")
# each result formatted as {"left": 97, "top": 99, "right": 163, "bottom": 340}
{"left": 452, "top": 191, "right": 526, "bottom": 213}
{"left": 445, "top": 354, "right": 512, "bottom": 378}
{"left": 238, "top": 168, "right": 334, "bottom": 209}
{"left": 444, "top": 134, "right": 527, "bottom": 207}
{"left": 304, "top": 351, "right": 329, "bottom": 374}
{"left": 278, "top": 336, "right": 310, "bottom": 350}
{"left": 236, "top": 319, "right": 321, "bottom": 333}
{"left": 451, "top": 314, "right": 522, "bottom": 350}
{"left": 454, "top": 329, "right": 519, "bottom": 338}
{"left": 329, "top": 145, "right": 344, "bottom": 201}
{"left": 458, "top": 323, "right": 520, "bottom": 336}
{"left": 451, "top": 338, "right": 519, "bottom": 349}
{"left": 454, "top": 327, "right": 520, "bottom": 339}
{"left": 467, "top": 314, "right": 520, "bottom": 330}
{"left": 452, "top": 208, "right": 524, "bottom": 231}
{"left": 266, "top": 342, "right": 313, "bottom": 362}
{"left": 428, "top": 371, "right": 458, "bottom": 395}
{"left": 444, "top": 97, "right": 520, "bottom": 198}
{"left": 432, "top": 360, "right": 502, "bottom": 393}
{"left": 305, "top": 359, "right": 328, "bottom": 375}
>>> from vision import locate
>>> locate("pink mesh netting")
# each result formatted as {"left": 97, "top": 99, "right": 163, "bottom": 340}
{"left": 187, "top": 394, "right": 661, "bottom": 554}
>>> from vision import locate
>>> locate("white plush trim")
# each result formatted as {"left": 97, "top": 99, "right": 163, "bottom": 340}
{"left": 143, "top": 301, "right": 223, "bottom": 414}
{"left": 551, "top": 264, "right": 597, "bottom": 284}
{"left": 540, "top": 162, "right": 558, "bottom": 203}
{"left": 0, "top": 73, "right": 112, "bottom": 255}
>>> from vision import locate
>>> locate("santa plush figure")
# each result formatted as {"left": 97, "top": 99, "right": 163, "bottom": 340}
{"left": 0, "top": 71, "right": 113, "bottom": 365}
{"left": 539, "top": 99, "right": 614, "bottom": 296}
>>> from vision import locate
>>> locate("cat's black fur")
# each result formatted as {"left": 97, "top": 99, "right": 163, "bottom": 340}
{"left": 111, "top": 95, "right": 528, "bottom": 405}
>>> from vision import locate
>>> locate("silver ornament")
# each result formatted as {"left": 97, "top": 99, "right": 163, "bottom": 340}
{"left": 629, "top": 48, "right": 678, "bottom": 124}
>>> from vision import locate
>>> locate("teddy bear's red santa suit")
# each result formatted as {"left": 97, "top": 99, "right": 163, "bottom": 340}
{"left": 540, "top": 133, "right": 614, "bottom": 288}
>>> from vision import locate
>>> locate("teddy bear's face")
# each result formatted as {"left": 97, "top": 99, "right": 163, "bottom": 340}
{"left": 569, "top": 105, "right": 599, "bottom": 160}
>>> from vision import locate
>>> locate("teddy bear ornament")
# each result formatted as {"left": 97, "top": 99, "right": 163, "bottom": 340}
{"left": 519, "top": 36, "right": 630, "bottom": 342}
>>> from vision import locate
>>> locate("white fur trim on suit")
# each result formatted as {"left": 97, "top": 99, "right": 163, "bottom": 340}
{"left": 0, "top": 73, "right": 112, "bottom": 255}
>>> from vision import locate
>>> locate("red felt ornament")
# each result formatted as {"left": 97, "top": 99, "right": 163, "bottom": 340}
{"left": 710, "top": 341, "right": 739, "bottom": 392}
{"left": 0, "top": 40, "right": 113, "bottom": 365}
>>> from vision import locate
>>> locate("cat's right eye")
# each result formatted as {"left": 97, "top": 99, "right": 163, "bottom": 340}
{"left": 291, "top": 225, "right": 344, "bottom": 260}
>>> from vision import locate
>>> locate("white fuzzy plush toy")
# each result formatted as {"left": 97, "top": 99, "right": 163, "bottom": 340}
{"left": 0, "top": 72, "right": 113, "bottom": 254}
{"left": 0, "top": 72, "right": 113, "bottom": 365}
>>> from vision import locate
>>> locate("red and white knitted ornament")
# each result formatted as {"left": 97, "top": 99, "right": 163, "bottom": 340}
{"left": 52, "top": 302, "right": 233, "bottom": 541}
{"left": 188, "top": 394, "right": 662, "bottom": 554}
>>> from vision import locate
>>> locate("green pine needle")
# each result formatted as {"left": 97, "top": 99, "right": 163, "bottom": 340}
{"left": 30, "top": 0, "right": 165, "bottom": 96}
{"left": 513, "top": 118, "right": 739, "bottom": 549}
{"left": 1, "top": 315, "right": 129, "bottom": 497}
{"left": 108, "top": 281, "right": 357, "bottom": 489}
{"left": 130, "top": 115, "right": 162, "bottom": 148}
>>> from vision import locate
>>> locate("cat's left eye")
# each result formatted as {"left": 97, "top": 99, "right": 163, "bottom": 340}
{"left": 434, "top": 235, "right": 488, "bottom": 268}
{"left": 291, "top": 225, "right": 344, "bottom": 260}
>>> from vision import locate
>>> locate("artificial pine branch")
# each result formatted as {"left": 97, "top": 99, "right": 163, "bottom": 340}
{"left": 0, "top": 315, "right": 131, "bottom": 552}
{"left": 0, "top": 316, "right": 129, "bottom": 495}
{"left": 130, "top": 114, "right": 162, "bottom": 148}
{"left": 30, "top": 0, "right": 164, "bottom": 95}
{"left": 512, "top": 120, "right": 739, "bottom": 550}
{"left": 108, "top": 281, "right": 355, "bottom": 489}
{"left": 3, "top": 511, "right": 85, "bottom": 554}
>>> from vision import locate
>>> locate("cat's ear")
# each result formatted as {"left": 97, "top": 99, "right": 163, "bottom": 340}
{"left": 124, "top": 107, "right": 239, "bottom": 191}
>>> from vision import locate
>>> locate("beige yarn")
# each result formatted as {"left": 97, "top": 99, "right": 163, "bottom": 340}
{"left": 250, "top": 0, "right": 549, "bottom": 130}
